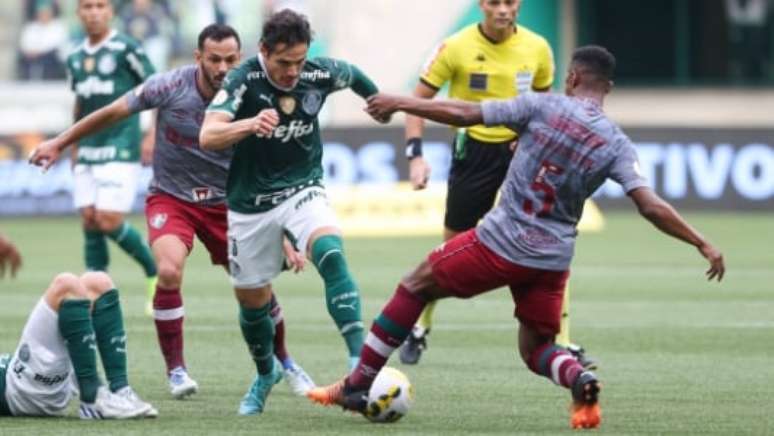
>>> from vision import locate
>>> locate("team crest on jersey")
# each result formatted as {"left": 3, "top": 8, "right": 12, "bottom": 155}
{"left": 302, "top": 91, "right": 322, "bottom": 115}
{"left": 84, "top": 57, "right": 95, "bottom": 73}
{"left": 98, "top": 54, "right": 116, "bottom": 75}
{"left": 150, "top": 213, "right": 167, "bottom": 229}
{"left": 18, "top": 344, "right": 30, "bottom": 363}
{"left": 192, "top": 187, "right": 213, "bottom": 202}
{"left": 279, "top": 95, "right": 296, "bottom": 115}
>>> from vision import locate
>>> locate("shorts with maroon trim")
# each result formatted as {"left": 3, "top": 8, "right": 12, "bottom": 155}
{"left": 427, "top": 229, "right": 569, "bottom": 336}
{"left": 145, "top": 192, "right": 228, "bottom": 265}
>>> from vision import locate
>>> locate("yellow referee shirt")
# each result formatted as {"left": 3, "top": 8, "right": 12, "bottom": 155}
{"left": 421, "top": 24, "right": 554, "bottom": 143}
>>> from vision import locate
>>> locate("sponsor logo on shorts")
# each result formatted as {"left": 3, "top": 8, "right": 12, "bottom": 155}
{"left": 150, "top": 213, "right": 167, "bottom": 229}
{"left": 33, "top": 371, "right": 70, "bottom": 386}
{"left": 293, "top": 189, "right": 326, "bottom": 210}
{"left": 254, "top": 180, "right": 318, "bottom": 207}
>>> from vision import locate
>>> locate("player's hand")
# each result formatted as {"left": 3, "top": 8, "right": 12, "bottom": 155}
{"left": 252, "top": 109, "right": 280, "bottom": 136}
{"left": 0, "top": 235, "right": 22, "bottom": 279}
{"left": 282, "top": 238, "right": 305, "bottom": 274}
{"left": 697, "top": 242, "right": 724, "bottom": 282}
{"left": 409, "top": 157, "right": 431, "bottom": 190}
{"left": 365, "top": 93, "right": 399, "bottom": 124}
{"left": 28, "top": 139, "right": 62, "bottom": 170}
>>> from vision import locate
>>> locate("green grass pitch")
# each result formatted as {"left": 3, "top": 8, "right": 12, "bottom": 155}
{"left": 0, "top": 212, "right": 772, "bottom": 435}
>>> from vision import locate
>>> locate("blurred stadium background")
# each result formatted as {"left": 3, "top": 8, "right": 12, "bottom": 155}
{"left": 0, "top": 1, "right": 772, "bottom": 434}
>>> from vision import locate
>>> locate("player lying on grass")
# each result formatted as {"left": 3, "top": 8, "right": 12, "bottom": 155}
{"left": 29, "top": 24, "right": 315, "bottom": 400}
{"left": 307, "top": 45, "right": 725, "bottom": 429}
{"left": 0, "top": 271, "right": 156, "bottom": 419}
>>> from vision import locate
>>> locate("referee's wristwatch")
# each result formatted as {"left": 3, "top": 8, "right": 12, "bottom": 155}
{"left": 405, "top": 137, "right": 423, "bottom": 160}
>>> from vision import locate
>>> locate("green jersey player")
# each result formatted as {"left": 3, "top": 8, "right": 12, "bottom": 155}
{"left": 200, "top": 9, "right": 384, "bottom": 415}
{"left": 66, "top": 0, "right": 157, "bottom": 314}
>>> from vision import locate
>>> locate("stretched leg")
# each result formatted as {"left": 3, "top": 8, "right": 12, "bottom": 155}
{"left": 399, "top": 227, "right": 461, "bottom": 365}
{"left": 307, "top": 258, "right": 450, "bottom": 411}
{"left": 152, "top": 235, "right": 199, "bottom": 399}
{"left": 515, "top": 274, "right": 601, "bottom": 429}
{"left": 521, "top": 323, "right": 601, "bottom": 429}
{"left": 270, "top": 293, "right": 316, "bottom": 395}
{"left": 308, "top": 228, "right": 364, "bottom": 369}
{"left": 556, "top": 284, "right": 598, "bottom": 370}
{"left": 235, "top": 285, "right": 281, "bottom": 415}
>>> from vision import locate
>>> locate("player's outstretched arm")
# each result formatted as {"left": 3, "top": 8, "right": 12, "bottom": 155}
{"left": 199, "top": 110, "right": 279, "bottom": 151}
{"left": 367, "top": 93, "right": 483, "bottom": 127}
{"left": 29, "top": 97, "right": 133, "bottom": 170}
{"left": 0, "top": 234, "right": 22, "bottom": 278}
{"left": 629, "top": 187, "right": 725, "bottom": 281}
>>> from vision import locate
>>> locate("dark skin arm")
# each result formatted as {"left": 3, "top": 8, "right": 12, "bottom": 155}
{"left": 367, "top": 93, "right": 483, "bottom": 127}
{"left": 629, "top": 187, "right": 725, "bottom": 281}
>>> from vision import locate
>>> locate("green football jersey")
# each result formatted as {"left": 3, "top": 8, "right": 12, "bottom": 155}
{"left": 66, "top": 30, "right": 155, "bottom": 164}
{"left": 207, "top": 55, "right": 378, "bottom": 213}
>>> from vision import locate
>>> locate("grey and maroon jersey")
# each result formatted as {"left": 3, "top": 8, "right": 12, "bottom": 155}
{"left": 125, "top": 64, "right": 231, "bottom": 205}
{"left": 478, "top": 93, "right": 648, "bottom": 270}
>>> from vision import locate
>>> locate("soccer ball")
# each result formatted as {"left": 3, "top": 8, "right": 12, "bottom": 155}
{"left": 364, "top": 366, "right": 414, "bottom": 423}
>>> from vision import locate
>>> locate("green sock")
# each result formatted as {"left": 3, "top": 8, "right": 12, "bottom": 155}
{"left": 107, "top": 222, "right": 157, "bottom": 277}
{"left": 239, "top": 304, "right": 275, "bottom": 375}
{"left": 311, "top": 235, "right": 364, "bottom": 358}
{"left": 58, "top": 299, "right": 101, "bottom": 403}
{"left": 92, "top": 289, "right": 128, "bottom": 392}
{"left": 84, "top": 229, "right": 109, "bottom": 271}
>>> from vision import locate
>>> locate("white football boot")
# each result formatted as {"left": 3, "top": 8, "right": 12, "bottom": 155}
{"left": 79, "top": 386, "right": 152, "bottom": 419}
{"left": 115, "top": 386, "right": 158, "bottom": 418}
{"left": 283, "top": 362, "right": 316, "bottom": 396}
{"left": 169, "top": 366, "right": 199, "bottom": 399}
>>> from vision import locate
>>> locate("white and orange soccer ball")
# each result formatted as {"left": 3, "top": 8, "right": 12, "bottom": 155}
{"left": 364, "top": 367, "right": 414, "bottom": 423}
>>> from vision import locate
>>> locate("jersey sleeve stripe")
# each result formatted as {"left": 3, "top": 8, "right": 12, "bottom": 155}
{"left": 419, "top": 77, "right": 440, "bottom": 91}
{"left": 204, "top": 109, "right": 236, "bottom": 119}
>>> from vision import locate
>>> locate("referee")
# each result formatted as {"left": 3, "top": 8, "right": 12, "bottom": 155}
{"left": 400, "top": 0, "right": 594, "bottom": 369}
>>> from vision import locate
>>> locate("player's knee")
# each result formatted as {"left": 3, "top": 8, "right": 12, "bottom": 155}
{"left": 94, "top": 212, "right": 123, "bottom": 233}
{"left": 157, "top": 260, "right": 182, "bottom": 288}
{"left": 235, "top": 285, "right": 272, "bottom": 308}
{"left": 45, "top": 273, "right": 82, "bottom": 309}
{"left": 80, "top": 207, "right": 97, "bottom": 228}
{"left": 79, "top": 271, "right": 115, "bottom": 296}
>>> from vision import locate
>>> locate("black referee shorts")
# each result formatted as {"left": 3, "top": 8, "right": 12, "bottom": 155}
{"left": 444, "top": 134, "right": 514, "bottom": 232}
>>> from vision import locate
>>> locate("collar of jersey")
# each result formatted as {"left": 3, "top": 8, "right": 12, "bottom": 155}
{"left": 81, "top": 29, "right": 117, "bottom": 55}
{"left": 257, "top": 53, "right": 296, "bottom": 93}
{"left": 477, "top": 23, "right": 518, "bottom": 45}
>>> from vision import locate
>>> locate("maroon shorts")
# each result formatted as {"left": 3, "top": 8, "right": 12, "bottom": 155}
{"left": 428, "top": 229, "right": 569, "bottom": 336}
{"left": 145, "top": 192, "right": 228, "bottom": 265}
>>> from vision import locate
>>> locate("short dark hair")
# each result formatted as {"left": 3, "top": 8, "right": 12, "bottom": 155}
{"left": 260, "top": 9, "right": 313, "bottom": 53}
{"left": 198, "top": 24, "right": 241, "bottom": 51}
{"left": 571, "top": 45, "right": 616, "bottom": 83}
